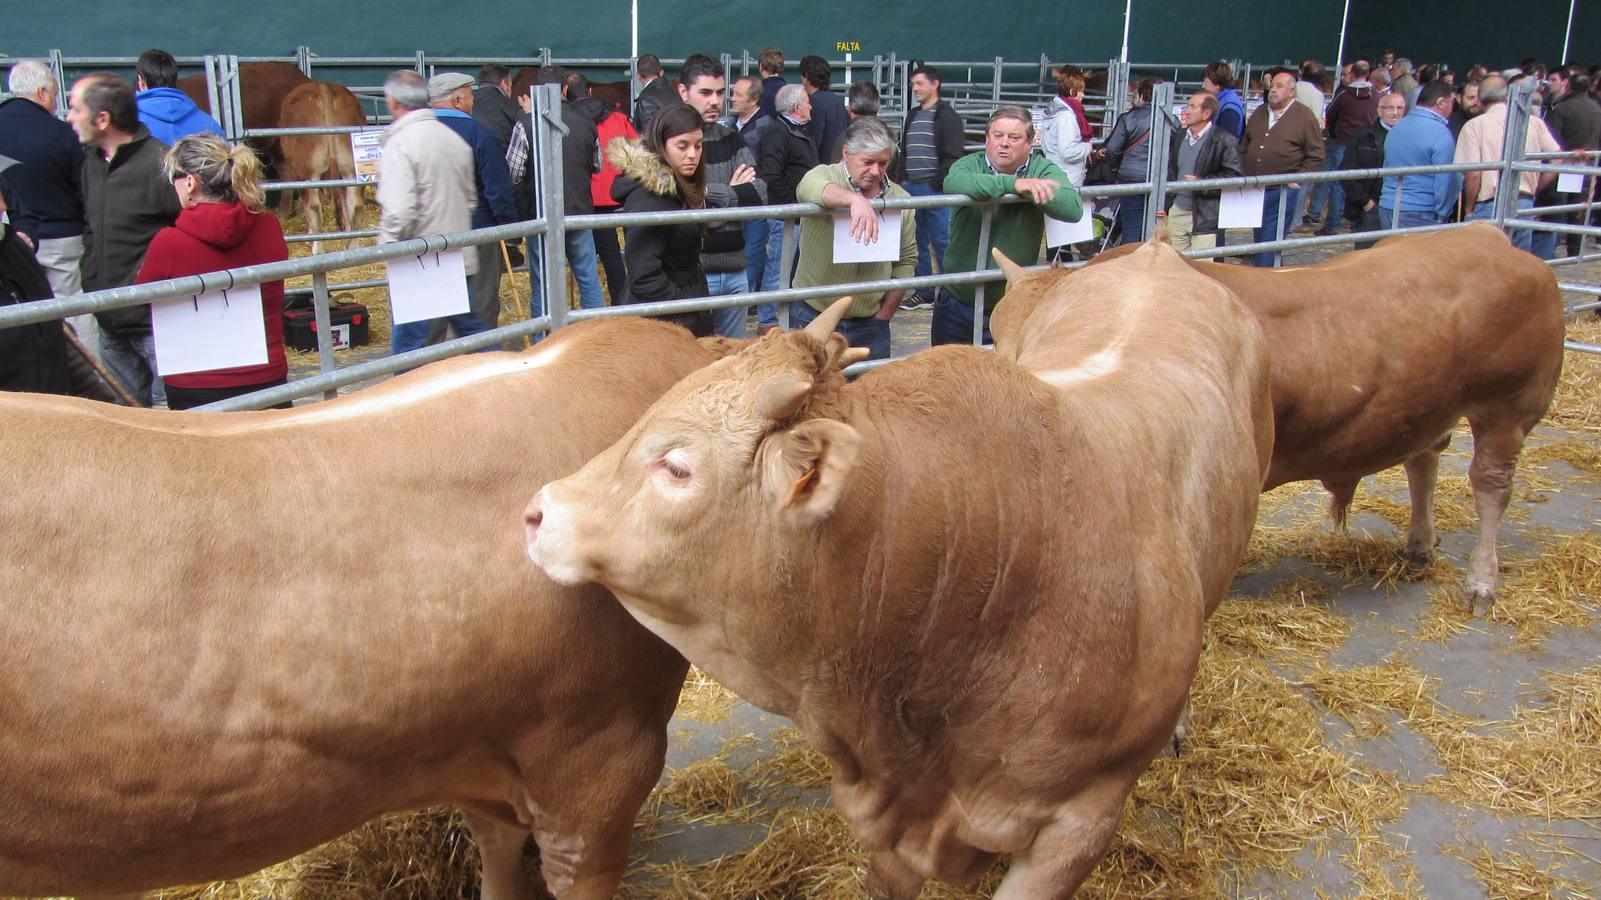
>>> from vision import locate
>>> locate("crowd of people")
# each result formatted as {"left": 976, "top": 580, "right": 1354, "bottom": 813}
{"left": 3, "top": 45, "right": 1599, "bottom": 403}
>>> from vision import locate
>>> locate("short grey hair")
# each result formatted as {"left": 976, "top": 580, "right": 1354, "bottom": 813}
{"left": 383, "top": 70, "right": 429, "bottom": 111}
{"left": 1393, "top": 58, "right": 1414, "bottom": 76}
{"left": 7, "top": 59, "right": 55, "bottom": 98}
{"left": 988, "top": 104, "right": 1036, "bottom": 140}
{"left": 776, "top": 83, "right": 807, "bottom": 115}
{"left": 1478, "top": 74, "right": 1509, "bottom": 103}
{"left": 841, "top": 116, "right": 895, "bottom": 157}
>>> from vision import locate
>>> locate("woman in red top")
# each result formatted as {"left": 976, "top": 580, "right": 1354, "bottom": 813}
{"left": 136, "top": 133, "right": 290, "bottom": 410}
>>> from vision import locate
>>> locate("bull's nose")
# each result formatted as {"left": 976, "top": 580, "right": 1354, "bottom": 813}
{"left": 523, "top": 492, "right": 545, "bottom": 556}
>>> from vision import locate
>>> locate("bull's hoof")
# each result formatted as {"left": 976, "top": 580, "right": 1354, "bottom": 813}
{"left": 1462, "top": 583, "right": 1496, "bottom": 615}
{"left": 1402, "top": 536, "right": 1440, "bottom": 567}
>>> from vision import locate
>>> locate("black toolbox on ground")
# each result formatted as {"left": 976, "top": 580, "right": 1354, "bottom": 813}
{"left": 283, "top": 302, "right": 371, "bottom": 352}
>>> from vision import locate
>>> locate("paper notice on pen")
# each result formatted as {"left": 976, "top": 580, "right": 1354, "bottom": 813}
{"left": 1045, "top": 212, "right": 1094, "bottom": 246}
{"left": 151, "top": 283, "right": 268, "bottom": 376}
{"left": 832, "top": 211, "right": 901, "bottom": 263}
{"left": 386, "top": 249, "right": 470, "bottom": 324}
{"left": 1218, "top": 186, "right": 1266, "bottom": 229}
{"left": 1556, "top": 171, "right": 1584, "bottom": 194}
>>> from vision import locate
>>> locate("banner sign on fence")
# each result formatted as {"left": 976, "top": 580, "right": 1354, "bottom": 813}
{"left": 1045, "top": 211, "right": 1095, "bottom": 246}
{"left": 1218, "top": 186, "right": 1266, "bottom": 229}
{"left": 152, "top": 284, "right": 268, "bottom": 376}
{"left": 832, "top": 212, "right": 902, "bottom": 263}
{"left": 386, "top": 249, "right": 470, "bottom": 324}
{"left": 352, "top": 130, "right": 383, "bottom": 184}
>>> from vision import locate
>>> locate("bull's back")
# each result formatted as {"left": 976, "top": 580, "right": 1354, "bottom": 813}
{"left": 278, "top": 82, "right": 365, "bottom": 178}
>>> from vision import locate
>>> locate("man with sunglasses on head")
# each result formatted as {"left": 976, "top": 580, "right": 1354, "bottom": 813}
{"left": 67, "top": 73, "right": 181, "bottom": 407}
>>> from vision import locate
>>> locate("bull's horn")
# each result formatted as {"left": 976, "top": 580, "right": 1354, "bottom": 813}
{"left": 992, "top": 248, "right": 1026, "bottom": 285}
{"left": 755, "top": 374, "right": 814, "bottom": 421}
{"left": 802, "top": 296, "right": 856, "bottom": 342}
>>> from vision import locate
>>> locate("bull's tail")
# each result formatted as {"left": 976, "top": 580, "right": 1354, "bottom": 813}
{"left": 1150, "top": 210, "right": 1170, "bottom": 245}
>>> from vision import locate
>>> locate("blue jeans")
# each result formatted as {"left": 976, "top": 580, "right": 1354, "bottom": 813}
{"left": 566, "top": 230, "right": 604, "bottom": 310}
{"left": 788, "top": 299, "right": 892, "bottom": 360}
{"left": 1252, "top": 185, "right": 1304, "bottom": 267}
{"left": 706, "top": 270, "right": 750, "bottom": 339}
{"left": 752, "top": 218, "right": 784, "bottom": 329}
{"left": 1469, "top": 198, "right": 1535, "bottom": 253}
{"left": 1378, "top": 207, "right": 1442, "bottom": 230}
{"left": 930, "top": 290, "right": 991, "bottom": 347}
{"left": 1307, "top": 142, "right": 1346, "bottom": 226}
{"left": 1115, "top": 194, "right": 1146, "bottom": 245}
{"left": 392, "top": 278, "right": 490, "bottom": 356}
{"left": 905, "top": 180, "right": 950, "bottom": 299}
{"left": 99, "top": 330, "right": 165, "bottom": 407}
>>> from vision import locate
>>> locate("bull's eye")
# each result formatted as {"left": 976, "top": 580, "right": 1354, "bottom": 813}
{"left": 659, "top": 449, "right": 693, "bottom": 483}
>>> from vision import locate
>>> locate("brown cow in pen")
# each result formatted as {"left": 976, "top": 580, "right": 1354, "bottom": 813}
{"left": 1091, "top": 222, "right": 1566, "bottom": 606}
{"left": 0, "top": 319, "right": 726, "bottom": 900}
{"left": 276, "top": 81, "right": 367, "bottom": 253}
{"left": 526, "top": 244, "right": 1273, "bottom": 897}
{"left": 179, "top": 60, "right": 311, "bottom": 163}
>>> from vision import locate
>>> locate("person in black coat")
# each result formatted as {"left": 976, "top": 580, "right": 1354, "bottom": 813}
{"left": 470, "top": 64, "right": 521, "bottom": 150}
{"left": 1341, "top": 91, "right": 1406, "bottom": 248}
{"left": 1164, "top": 91, "right": 1243, "bottom": 252}
{"left": 611, "top": 104, "right": 753, "bottom": 337}
{"left": 630, "top": 54, "right": 679, "bottom": 134}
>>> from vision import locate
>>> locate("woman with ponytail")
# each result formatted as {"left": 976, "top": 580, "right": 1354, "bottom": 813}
{"left": 135, "top": 133, "right": 290, "bottom": 409}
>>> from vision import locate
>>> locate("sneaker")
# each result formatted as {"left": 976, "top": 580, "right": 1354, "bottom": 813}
{"left": 1315, "top": 225, "right": 1338, "bottom": 236}
{"left": 899, "top": 292, "right": 935, "bottom": 311}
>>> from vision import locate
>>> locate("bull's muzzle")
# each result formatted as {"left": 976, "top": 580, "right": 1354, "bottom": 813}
{"left": 523, "top": 484, "right": 592, "bottom": 586}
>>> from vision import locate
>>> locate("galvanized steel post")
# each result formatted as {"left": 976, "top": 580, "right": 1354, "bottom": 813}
{"left": 992, "top": 56, "right": 1004, "bottom": 106}
{"left": 972, "top": 206, "right": 993, "bottom": 346}
{"left": 534, "top": 83, "right": 568, "bottom": 331}
{"left": 1144, "top": 82, "right": 1174, "bottom": 240}
{"left": 778, "top": 219, "right": 797, "bottom": 329}
{"left": 310, "top": 270, "right": 337, "bottom": 400}
{"left": 295, "top": 45, "right": 311, "bottom": 76}
{"left": 1493, "top": 82, "right": 1533, "bottom": 229}
{"left": 49, "top": 49, "right": 68, "bottom": 117}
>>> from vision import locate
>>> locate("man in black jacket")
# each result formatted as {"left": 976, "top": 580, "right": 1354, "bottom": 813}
{"left": 1341, "top": 91, "right": 1405, "bottom": 249}
{"left": 471, "top": 64, "right": 520, "bottom": 150}
{"left": 893, "top": 64, "right": 963, "bottom": 310}
{"left": 1544, "top": 68, "right": 1601, "bottom": 257}
{"left": 800, "top": 56, "right": 847, "bottom": 170}
{"left": 755, "top": 83, "right": 818, "bottom": 333}
{"left": 1165, "top": 91, "right": 1242, "bottom": 253}
{"left": 630, "top": 54, "right": 677, "bottom": 134}
{"left": 67, "top": 73, "right": 180, "bottom": 407}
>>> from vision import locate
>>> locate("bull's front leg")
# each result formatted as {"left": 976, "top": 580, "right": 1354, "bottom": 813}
{"left": 1463, "top": 419, "right": 1526, "bottom": 611}
{"left": 1402, "top": 441, "right": 1446, "bottom": 565}
{"left": 865, "top": 848, "right": 928, "bottom": 900}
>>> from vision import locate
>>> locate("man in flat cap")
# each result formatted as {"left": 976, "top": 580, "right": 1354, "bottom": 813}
{"left": 427, "top": 71, "right": 521, "bottom": 348}
{"left": 377, "top": 69, "right": 487, "bottom": 357}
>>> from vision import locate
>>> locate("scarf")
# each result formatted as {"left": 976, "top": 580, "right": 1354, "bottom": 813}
{"left": 1059, "top": 95, "right": 1092, "bottom": 139}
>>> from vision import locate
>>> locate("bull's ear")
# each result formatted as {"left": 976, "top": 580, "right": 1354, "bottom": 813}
{"left": 822, "top": 332, "right": 870, "bottom": 370}
{"left": 697, "top": 335, "right": 750, "bottom": 359}
{"left": 755, "top": 374, "right": 814, "bottom": 421}
{"left": 771, "top": 419, "right": 861, "bottom": 527}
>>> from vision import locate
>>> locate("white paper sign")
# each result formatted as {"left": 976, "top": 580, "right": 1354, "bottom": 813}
{"left": 151, "top": 283, "right": 268, "bottom": 376}
{"left": 386, "top": 249, "right": 470, "bottom": 324}
{"left": 351, "top": 131, "right": 383, "bottom": 184}
{"left": 1556, "top": 171, "right": 1584, "bottom": 194}
{"left": 1218, "top": 187, "right": 1267, "bottom": 229}
{"left": 832, "top": 211, "right": 902, "bottom": 263}
{"left": 1045, "top": 212, "right": 1095, "bottom": 246}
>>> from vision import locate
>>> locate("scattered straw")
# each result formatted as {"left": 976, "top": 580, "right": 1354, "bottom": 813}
{"left": 1209, "top": 576, "right": 1349, "bottom": 656}
{"left": 675, "top": 666, "right": 740, "bottom": 725}
{"left": 1549, "top": 318, "right": 1601, "bottom": 433}
{"left": 1443, "top": 839, "right": 1596, "bottom": 900}
{"left": 747, "top": 727, "right": 833, "bottom": 791}
{"left": 1306, "top": 657, "right": 1443, "bottom": 739}
{"left": 643, "top": 758, "right": 758, "bottom": 824}
{"left": 1489, "top": 534, "right": 1601, "bottom": 648}
{"left": 1525, "top": 438, "right": 1601, "bottom": 478}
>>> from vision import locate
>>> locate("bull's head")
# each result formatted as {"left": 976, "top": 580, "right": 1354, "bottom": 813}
{"left": 524, "top": 300, "right": 869, "bottom": 640}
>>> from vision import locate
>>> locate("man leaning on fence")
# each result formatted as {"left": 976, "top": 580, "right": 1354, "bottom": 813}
{"left": 1455, "top": 74, "right": 1562, "bottom": 255}
{"left": 1239, "top": 67, "right": 1324, "bottom": 267}
{"left": 377, "top": 70, "right": 488, "bottom": 357}
{"left": 789, "top": 116, "right": 915, "bottom": 360}
{"left": 938, "top": 106, "right": 1081, "bottom": 347}
{"left": 1377, "top": 80, "right": 1461, "bottom": 232}
{"left": 1167, "top": 91, "right": 1243, "bottom": 254}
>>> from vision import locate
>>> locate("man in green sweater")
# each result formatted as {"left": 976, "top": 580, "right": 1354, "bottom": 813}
{"left": 936, "top": 106, "right": 1082, "bottom": 345}
{"left": 791, "top": 116, "right": 917, "bottom": 359}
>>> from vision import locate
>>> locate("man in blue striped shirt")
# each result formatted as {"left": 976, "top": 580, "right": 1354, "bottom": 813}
{"left": 1377, "top": 80, "right": 1462, "bottom": 229}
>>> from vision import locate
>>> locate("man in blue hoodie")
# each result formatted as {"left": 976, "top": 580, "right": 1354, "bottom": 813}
{"left": 134, "top": 49, "right": 223, "bottom": 145}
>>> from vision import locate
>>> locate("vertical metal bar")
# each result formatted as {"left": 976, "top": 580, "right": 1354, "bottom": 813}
{"left": 49, "top": 50, "right": 68, "bottom": 117}
{"left": 873, "top": 54, "right": 883, "bottom": 94}
{"left": 227, "top": 55, "right": 245, "bottom": 142}
{"left": 534, "top": 83, "right": 568, "bottom": 331}
{"left": 992, "top": 56, "right": 1004, "bottom": 106}
{"left": 540, "top": 47, "right": 552, "bottom": 69}
{"left": 311, "top": 270, "right": 337, "bottom": 400}
{"left": 972, "top": 206, "right": 993, "bottom": 346}
{"left": 1273, "top": 186, "right": 1288, "bottom": 268}
{"left": 1335, "top": 0, "right": 1351, "bottom": 75}
{"left": 204, "top": 55, "right": 222, "bottom": 127}
{"left": 741, "top": 49, "right": 752, "bottom": 78}
{"left": 845, "top": 52, "right": 853, "bottom": 86}
{"left": 1145, "top": 82, "right": 1174, "bottom": 240}
{"left": 1494, "top": 82, "right": 1533, "bottom": 230}
{"left": 296, "top": 45, "right": 311, "bottom": 77}
{"left": 720, "top": 52, "right": 733, "bottom": 118}
{"left": 778, "top": 219, "right": 797, "bottom": 329}
{"left": 414, "top": 51, "right": 426, "bottom": 76}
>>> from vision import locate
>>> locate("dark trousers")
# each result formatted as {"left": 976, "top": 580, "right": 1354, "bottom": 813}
{"left": 593, "top": 207, "right": 627, "bottom": 306}
{"left": 165, "top": 376, "right": 291, "bottom": 410}
{"left": 787, "top": 300, "right": 892, "bottom": 361}
{"left": 1351, "top": 206, "right": 1383, "bottom": 250}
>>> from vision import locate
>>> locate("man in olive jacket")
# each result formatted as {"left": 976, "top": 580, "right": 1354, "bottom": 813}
{"left": 1166, "top": 90, "right": 1243, "bottom": 252}
{"left": 68, "top": 73, "right": 180, "bottom": 407}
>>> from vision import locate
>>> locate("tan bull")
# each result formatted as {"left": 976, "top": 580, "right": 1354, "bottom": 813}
{"left": 1091, "top": 223, "right": 1566, "bottom": 606}
{"left": 277, "top": 81, "right": 367, "bottom": 253}
{"left": 526, "top": 244, "right": 1273, "bottom": 897}
{"left": 0, "top": 318, "right": 723, "bottom": 900}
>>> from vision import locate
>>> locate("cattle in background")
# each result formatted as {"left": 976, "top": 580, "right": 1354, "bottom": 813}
{"left": 276, "top": 81, "right": 367, "bottom": 253}
{"left": 179, "top": 61, "right": 312, "bottom": 164}
{"left": 0, "top": 318, "right": 730, "bottom": 900}
{"left": 525, "top": 244, "right": 1273, "bottom": 897}
{"left": 1091, "top": 222, "right": 1565, "bottom": 606}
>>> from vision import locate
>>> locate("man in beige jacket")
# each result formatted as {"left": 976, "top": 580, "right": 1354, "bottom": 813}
{"left": 377, "top": 69, "right": 487, "bottom": 355}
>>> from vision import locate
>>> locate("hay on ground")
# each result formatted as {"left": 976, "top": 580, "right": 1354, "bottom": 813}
{"left": 644, "top": 757, "right": 758, "bottom": 824}
{"left": 1549, "top": 318, "right": 1601, "bottom": 432}
{"left": 1488, "top": 534, "right": 1601, "bottom": 648}
{"left": 1443, "top": 839, "right": 1596, "bottom": 900}
{"left": 675, "top": 666, "right": 740, "bottom": 725}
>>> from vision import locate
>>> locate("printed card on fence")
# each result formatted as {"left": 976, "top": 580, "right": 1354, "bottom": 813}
{"left": 1045, "top": 212, "right": 1095, "bottom": 246}
{"left": 1218, "top": 187, "right": 1266, "bottom": 229}
{"left": 386, "top": 249, "right": 470, "bottom": 324}
{"left": 351, "top": 131, "right": 383, "bottom": 184}
{"left": 151, "top": 283, "right": 268, "bottom": 376}
{"left": 832, "top": 211, "right": 901, "bottom": 263}
{"left": 1556, "top": 171, "right": 1584, "bottom": 194}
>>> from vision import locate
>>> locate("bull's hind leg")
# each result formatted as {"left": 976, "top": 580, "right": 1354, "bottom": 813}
{"left": 303, "top": 187, "right": 326, "bottom": 256}
{"left": 337, "top": 184, "right": 362, "bottom": 251}
{"left": 865, "top": 849, "right": 927, "bottom": 900}
{"left": 1402, "top": 433, "right": 1452, "bottom": 565}
{"left": 1463, "top": 417, "right": 1529, "bottom": 610}
{"left": 994, "top": 785, "right": 1125, "bottom": 899}
{"left": 461, "top": 806, "right": 539, "bottom": 900}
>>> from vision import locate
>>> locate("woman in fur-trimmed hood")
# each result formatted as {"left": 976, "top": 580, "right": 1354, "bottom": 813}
{"left": 610, "top": 103, "right": 750, "bottom": 338}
